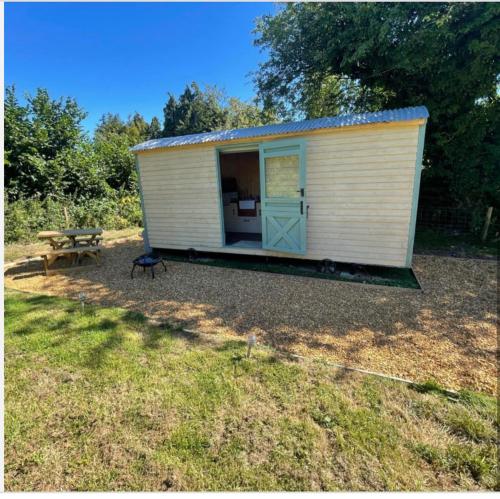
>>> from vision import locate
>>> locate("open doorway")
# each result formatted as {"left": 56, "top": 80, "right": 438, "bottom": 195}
{"left": 219, "top": 150, "right": 262, "bottom": 248}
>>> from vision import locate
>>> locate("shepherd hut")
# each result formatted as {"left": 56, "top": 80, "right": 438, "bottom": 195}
{"left": 131, "top": 106, "right": 428, "bottom": 268}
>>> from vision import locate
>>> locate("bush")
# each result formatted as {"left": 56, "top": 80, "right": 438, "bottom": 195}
{"left": 4, "top": 194, "right": 142, "bottom": 244}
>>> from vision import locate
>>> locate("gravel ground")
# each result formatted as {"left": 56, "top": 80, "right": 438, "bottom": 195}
{"left": 4, "top": 238, "right": 497, "bottom": 394}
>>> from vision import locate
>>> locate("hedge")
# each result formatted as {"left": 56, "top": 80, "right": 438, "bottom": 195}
{"left": 5, "top": 194, "right": 143, "bottom": 244}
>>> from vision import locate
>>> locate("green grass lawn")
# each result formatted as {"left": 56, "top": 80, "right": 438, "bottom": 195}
{"left": 5, "top": 290, "right": 498, "bottom": 491}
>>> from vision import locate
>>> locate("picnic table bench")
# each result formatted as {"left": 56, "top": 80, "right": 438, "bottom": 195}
{"left": 36, "top": 228, "right": 103, "bottom": 275}
{"left": 37, "top": 228, "right": 103, "bottom": 249}
{"left": 40, "top": 246, "right": 101, "bottom": 275}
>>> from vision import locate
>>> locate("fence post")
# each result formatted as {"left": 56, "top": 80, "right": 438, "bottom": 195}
{"left": 63, "top": 206, "right": 70, "bottom": 229}
{"left": 481, "top": 206, "right": 493, "bottom": 242}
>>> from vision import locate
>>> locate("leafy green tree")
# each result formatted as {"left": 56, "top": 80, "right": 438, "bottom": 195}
{"left": 162, "top": 95, "right": 179, "bottom": 137}
{"left": 95, "top": 113, "right": 127, "bottom": 139}
{"left": 4, "top": 86, "right": 88, "bottom": 200}
{"left": 4, "top": 86, "right": 33, "bottom": 198}
{"left": 162, "top": 83, "right": 227, "bottom": 137}
{"left": 254, "top": 3, "right": 500, "bottom": 212}
{"left": 55, "top": 142, "right": 111, "bottom": 199}
{"left": 4, "top": 86, "right": 30, "bottom": 166}
{"left": 147, "top": 117, "right": 162, "bottom": 139}
{"left": 28, "top": 88, "right": 87, "bottom": 156}
{"left": 95, "top": 112, "right": 156, "bottom": 143}
{"left": 161, "top": 82, "right": 277, "bottom": 136}
{"left": 126, "top": 112, "right": 150, "bottom": 143}
{"left": 225, "top": 97, "right": 278, "bottom": 129}
{"left": 93, "top": 131, "right": 136, "bottom": 191}
{"left": 93, "top": 115, "right": 137, "bottom": 191}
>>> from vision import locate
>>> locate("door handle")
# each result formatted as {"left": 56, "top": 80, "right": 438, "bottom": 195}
{"left": 300, "top": 200, "right": 303, "bottom": 215}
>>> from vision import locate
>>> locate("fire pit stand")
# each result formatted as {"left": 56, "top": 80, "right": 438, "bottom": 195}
{"left": 131, "top": 253, "right": 167, "bottom": 279}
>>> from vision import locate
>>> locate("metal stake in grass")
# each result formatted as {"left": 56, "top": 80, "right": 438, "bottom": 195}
{"left": 247, "top": 334, "right": 256, "bottom": 358}
{"left": 78, "top": 292, "right": 87, "bottom": 314}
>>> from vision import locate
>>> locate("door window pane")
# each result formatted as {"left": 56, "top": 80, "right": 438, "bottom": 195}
{"left": 265, "top": 155, "right": 299, "bottom": 198}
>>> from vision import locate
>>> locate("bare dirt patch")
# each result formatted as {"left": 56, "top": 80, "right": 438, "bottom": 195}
{"left": 5, "top": 238, "right": 497, "bottom": 394}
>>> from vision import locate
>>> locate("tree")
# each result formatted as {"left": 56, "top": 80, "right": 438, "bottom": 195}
{"left": 93, "top": 133, "right": 136, "bottom": 191}
{"left": 162, "top": 83, "right": 227, "bottom": 137}
{"left": 126, "top": 112, "right": 150, "bottom": 143}
{"left": 161, "top": 82, "right": 278, "bottom": 137}
{"left": 4, "top": 86, "right": 32, "bottom": 198}
{"left": 28, "top": 88, "right": 87, "bottom": 157}
{"left": 225, "top": 97, "right": 278, "bottom": 129}
{"left": 95, "top": 112, "right": 149, "bottom": 143}
{"left": 55, "top": 142, "right": 111, "bottom": 199}
{"left": 148, "top": 117, "right": 162, "bottom": 139}
{"left": 4, "top": 86, "right": 88, "bottom": 200}
{"left": 254, "top": 3, "right": 500, "bottom": 212}
{"left": 162, "top": 95, "right": 178, "bottom": 137}
{"left": 95, "top": 113, "right": 127, "bottom": 139}
{"left": 93, "top": 112, "right": 141, "bottom": 191}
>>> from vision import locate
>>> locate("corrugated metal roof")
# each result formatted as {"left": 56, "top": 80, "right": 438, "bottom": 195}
{"left": 131, "top": 105, "right": 429, "bottom": 153}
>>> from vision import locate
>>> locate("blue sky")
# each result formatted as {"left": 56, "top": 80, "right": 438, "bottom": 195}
{"left": 5, "top": 2, "right": 278, "bottom": 134}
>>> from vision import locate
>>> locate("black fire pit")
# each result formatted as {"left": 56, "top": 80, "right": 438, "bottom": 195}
{"left": 131, "top": 253, "right": 167, "bottom": 279}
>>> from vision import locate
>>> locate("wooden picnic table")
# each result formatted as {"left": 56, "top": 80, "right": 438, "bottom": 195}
{"left": 37, "top": 228, "right": 103, "bottom": 250}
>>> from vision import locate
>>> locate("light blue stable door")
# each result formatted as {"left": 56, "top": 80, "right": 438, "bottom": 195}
{"left": 259, "top": 138, "right": 307, "bottom": 254}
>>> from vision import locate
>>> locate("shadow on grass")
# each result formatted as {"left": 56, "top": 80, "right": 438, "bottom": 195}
{"left": 411, "top": 380, "right": 460, "bottom": 400}
{"left": 85, "top": 329, "right": 124, "bottom": 369}
{"left": 215, "top": 339, "right": 246, "bottom": 352}
{"left": 95, "top": 318, "right": 118, "bottom": 331}
{"left": 25, "top": 294, "right": 58, "bottom": 306}
{"left": 9, "top": 316, "right": 73, "bottom": 337}
{"left": 142, "top": 327, "right": 168, "bottom": 350}
{"left": 121, "top": 310, "right": 148, "bottom": 326}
